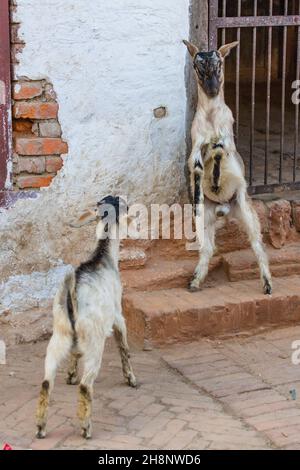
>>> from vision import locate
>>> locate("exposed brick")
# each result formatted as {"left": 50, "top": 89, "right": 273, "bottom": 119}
{"left": 167, "top": 429, "right": 198, "bottom": 450}
{"left": 241, "top": 400, "right": 294, "bottom": 418}
{"left": 266, "top": 425, "right": 300, "bottom": 447}
{"left": 12, "top": 119, "right": 33, "bottom": 133}
{"left": 39, "top": 121, "right": 61, "bottom": 137}
{"left": 44, "top": 84, "right": 57, "bottom": 101}
{"left": 11, "top": 43, "right": 24, "bottom": 63}
{"left": 46, "top": 156, "right": 63, "bottom": 173}
{"left": 10, "top": 4, "right": 17, "bottom": 22}
{"left": 15, "top": 137, "right": 68, "bottom": 156}
{"left": 291, "top": 201, "right": 300, "bottom": 231}
{"left": 119, "top": 395, "right": 154, "bottom": 417}
{"left": 16, "top": 157, "right": 45, "bottom": 175}
{"left": 252, "top": 199, "right": 269, "bottom": 233}
{"left": 10, "top": 23, "right": 24, "bottom": 44}
{"left": 216, "top": 219, "right": 250, "bottom": 253}
{"left": 13, "top": 102, "right": 58, "bottom": 120}
{"left": 246, "top": 411, "right": 300, "bottom": 432}
{"left": 149, "top": 419, "right": 186, "bottom": 447}
{"left": 16, "top": 174, "right": 54, "bottom": 189}
{"left": 136, "top": 412, "right": 173, "bottom": 439}
{"left": 31, "top": 427, "right": 74, "bottom": 450}
{"left": 267, "top": 199, "right": 292, "bottom": 248}
{"left": 32, "top": 123, "right": 39, "bottom": 136}
{"left": 13, "top": 81, "right": 43, "bottom": 100}
{"left": 223, "top": 245, "right": 300, "bottom": 282}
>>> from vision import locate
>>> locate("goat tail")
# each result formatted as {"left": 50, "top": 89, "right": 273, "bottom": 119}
{"left": 56, "top": 270, "right": 77, "bottom": 331}
{"left": 193, "top": 165, "right": 204, "bottom": 249}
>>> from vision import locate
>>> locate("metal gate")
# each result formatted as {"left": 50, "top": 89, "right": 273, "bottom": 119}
{"left": 209, "top": 0, "right": 300, "bottom": 194}
{"left": 0, "top": 0, "right": 12, "bottom": 201}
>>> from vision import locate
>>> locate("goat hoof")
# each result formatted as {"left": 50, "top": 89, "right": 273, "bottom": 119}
{"left": 81, "top": 426, "right": 92, "bottom": 440}
{"left": 263, "top": 282, "right": 272, "bottom": 295}
{"left": 127, "top": 373, "right": 137, "bottom": 388}
{"left": 36, "top": 426, "right": 46, "bottom": 439}
{"left": 263, "top": 277, "right": 272, "bottom": 295}
{"left": 188, "top": 280, "right": 200, "bottom": 292}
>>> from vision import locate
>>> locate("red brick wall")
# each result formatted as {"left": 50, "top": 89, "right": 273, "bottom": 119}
{"left": 10, "top": 1, "right": 68, "bottom": 190}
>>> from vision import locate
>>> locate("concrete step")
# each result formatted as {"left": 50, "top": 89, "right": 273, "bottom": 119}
{"left": 122, "top": 256, "right": 222, "bottom": 291}
{"left": 121, "top": 243, "right": 300, "bottom": 290}
{"left": 119, "top": 248, "right": 147, "bottom": 270}
{"left": 223, "top": 244, "right": 300, "bottom": 281}
{"left": 123, "top": 276, "right": 300, "bottom": 348}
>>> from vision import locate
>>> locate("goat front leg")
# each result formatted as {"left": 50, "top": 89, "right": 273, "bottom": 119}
{"left": 189, "top": 202, "right": 216, "bottom": 291}
{"left": 113, "top": 315, "right": 137, "bottom": 388}
{"left": 234, "top": 189, "right": 272, "bottom": 295}
{"left": 36, "top": 333, "right": 72, "bottom": 438}
{"left": 188, "top": 142, "right": 205, "bottom": 248}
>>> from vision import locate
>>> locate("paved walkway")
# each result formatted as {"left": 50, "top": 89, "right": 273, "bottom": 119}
{"left": 1, "top": 326, "right": 300, "bottom": 450}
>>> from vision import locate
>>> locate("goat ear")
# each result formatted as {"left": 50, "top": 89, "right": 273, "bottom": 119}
{"left": 183, "top": 39, "right": 199, "bottom": 58}
{"left": 218, "top": 41, "right": 239, "bottom": 58}
{"left": 69, "top": 210, "right": 97, "bottom": 228}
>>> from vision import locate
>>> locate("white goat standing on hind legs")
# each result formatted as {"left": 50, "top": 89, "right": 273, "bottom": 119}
{"left": 183, "top": 39, "right": 272, "bottom": 295}
{"left": 36, "top": 196, "right": 137, "bottom": 440}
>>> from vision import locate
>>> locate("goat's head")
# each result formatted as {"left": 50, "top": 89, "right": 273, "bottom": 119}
{"left": 70, "top": 195, "right": 128, "bottom": 230}
{"left": 183, "top": 40, "right": 238, "bottom": 98}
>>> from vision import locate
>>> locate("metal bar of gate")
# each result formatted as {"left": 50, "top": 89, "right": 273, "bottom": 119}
{"left": 209, "top": 0, "right": 300, "bottom": 192}
{"left": 248, "top": 181, "right": 300, "bottom": 196}
{"left": 221, "top": 0, "right": 226, "bottom": 45}
{"left": 250, "top": 0, "right": 258, "bottom": 186}
{"left": 280, "top": 0, "right": 288, "bottom": 183}
{"left": 265, "top": 0, "right": 273, "bottom": 185}
{"left": 214, "top": 15, "right": 300, "bottom": 28}
{"left": 222, "top": 0, "right": 226, "bottom": 92}
{"left": 209, "top": 0, "right": 219, "bottom": 50}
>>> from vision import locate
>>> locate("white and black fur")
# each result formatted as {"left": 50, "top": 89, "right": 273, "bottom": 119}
{"left": 36, "top": 196, "right": 137, "bottom": 440}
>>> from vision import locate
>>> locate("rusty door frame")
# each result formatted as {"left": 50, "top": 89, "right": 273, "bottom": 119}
{"left": 208, "top": 0, "right": 300, "bottom": 195}
{"left": 0, "top": 0, "right": 12, "bottom": 198}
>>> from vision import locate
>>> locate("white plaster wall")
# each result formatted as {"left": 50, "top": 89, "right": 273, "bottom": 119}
{"left": 14, "top": 0, "right": 189, "bottom": 205}
{"left": 0, "top": 0, "right": 190, "bottom": 333}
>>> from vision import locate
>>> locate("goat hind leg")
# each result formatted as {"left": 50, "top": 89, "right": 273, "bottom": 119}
{"left": 234, "top": 194, "right": 272, "bottom": 295}
{"left": 114, "top": 315, "right": 137, "bottom": 388}
{"left": 36, "top": 333, "right": 72, "bottom": 438}
{"left": 77, "top": 340, "right": 104, "bottom": 439}
{"left": 189, "top": 204, "right": 216, "bottom": 291}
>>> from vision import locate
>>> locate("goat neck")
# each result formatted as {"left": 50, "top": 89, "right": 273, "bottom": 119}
{"left": 197, "top": 84, "right": 225, "bottom": 113}
{"left": 96, "top": 221, "right": 120, "bottom": 270}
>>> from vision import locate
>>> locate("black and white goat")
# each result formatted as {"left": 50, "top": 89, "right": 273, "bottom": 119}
{"left": 36, "top": 196, "right": 137, "bottom": 440}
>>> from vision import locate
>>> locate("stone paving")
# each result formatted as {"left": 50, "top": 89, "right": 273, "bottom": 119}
{"left": 1, "top": 325, "right": 300, "bottom": 450}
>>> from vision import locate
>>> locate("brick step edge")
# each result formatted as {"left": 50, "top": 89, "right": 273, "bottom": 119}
{"left": 123, "top": 278, "right": 300, "bottom": 349}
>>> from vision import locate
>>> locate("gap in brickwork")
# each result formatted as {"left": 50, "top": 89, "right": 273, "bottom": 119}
{"left": 10, "top": 0, "right": 68, "bottom": 191}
